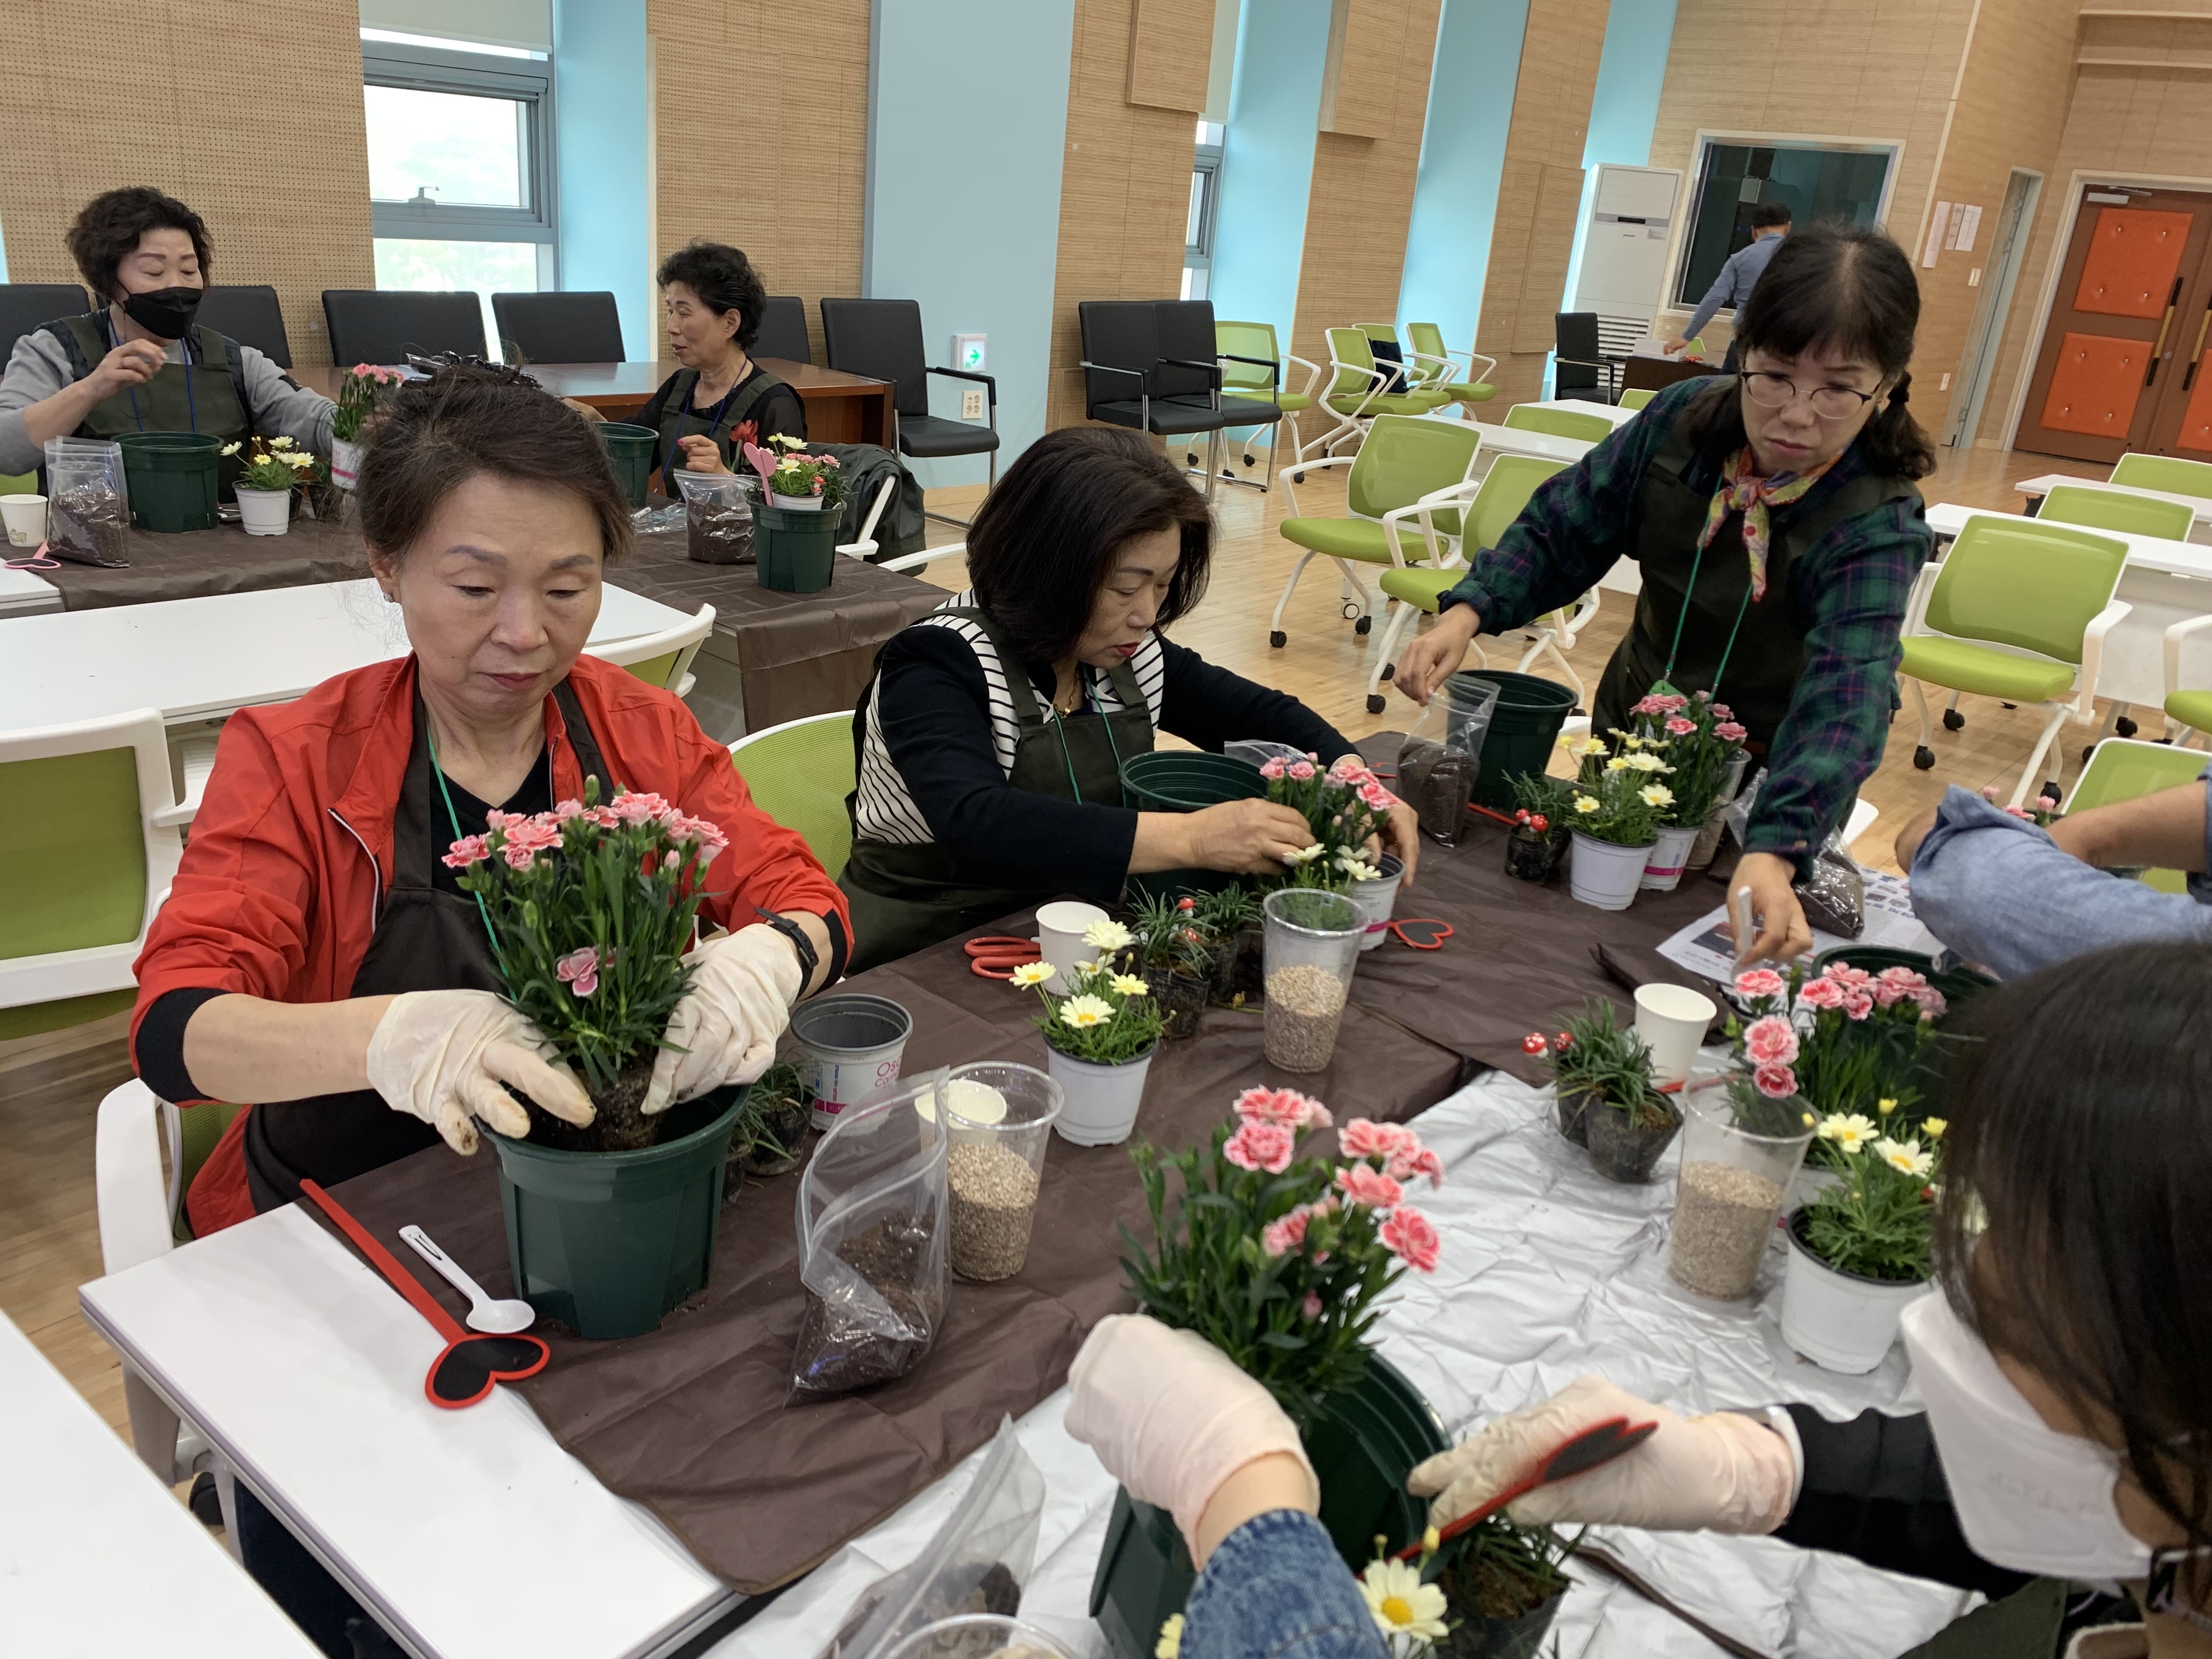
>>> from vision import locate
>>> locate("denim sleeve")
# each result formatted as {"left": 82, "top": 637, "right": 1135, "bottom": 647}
{"left": 1908, "top": 785, "right": 2212, "bottom": 979}
{"left": 1180, "top": 1509, "right": 1389, "bottom": 1659}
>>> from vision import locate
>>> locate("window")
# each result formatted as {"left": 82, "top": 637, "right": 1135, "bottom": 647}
{"left": 1184, "top": 122, "right": 1224, "bottom": 302}
{"left": 1674, "top": 138, "right": 1897, "bottom": 309}
{"left": 362, "top": 32, "right": 556, "bottom": 354}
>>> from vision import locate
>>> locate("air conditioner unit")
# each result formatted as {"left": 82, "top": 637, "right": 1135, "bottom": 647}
{"left": 1575, "top": 165, "right": 1684, "bottom": 359}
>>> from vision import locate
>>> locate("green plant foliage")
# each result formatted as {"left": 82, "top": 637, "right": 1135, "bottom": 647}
{"left": 1011, "top": 944, "right": 1165, "bottom": 1064}
{"left": 1799, "top": 1116, "right": 1942, "bottom": 1283}
{"left": 1126, "top": 891, "right": 1215, "bottom": 977}
{"left": 1541, "top": 1002, "right": 1670, "bottom": 1128}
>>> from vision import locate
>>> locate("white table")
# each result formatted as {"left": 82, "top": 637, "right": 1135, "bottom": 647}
{"left": 2011, "top": 472, "right": 2212, "bottom": 543}
{"left": 2, "top": 1308, "right": 320, "bottom": 1657}
{"left": 0, "top": 580, "right": 695, "bottom": 731}
{"left": 1927, "top": 501, "right": 2212, "bottom": 707}
{"left": 0, "top": 560, "right": 62, "bottom": 615}
{"left": 1525, "top": 396, "right": 1639, "bottom": 428}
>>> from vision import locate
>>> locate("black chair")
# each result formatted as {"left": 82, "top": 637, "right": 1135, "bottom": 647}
{"left": 490, "top": 291, "right": 625, "bottom": 365}
{"left": 322, "top": 290, "right": 488, "bottom": 367}
{"left": 195, "top": 285, "right": 292, "bottom": 368}
{"left": 819, "top": 297, "right": 998, "bottom": 527}
{"left": 1077, "top": 300, "right": 1231, "bottom": 499}
{"left": 1554, "top": 312, "right": 1619, "bottom": 404}
{"left": 0, "top": 284, "right": 89, "bottom": 364}
{"left": 1156, "top": 299, "right": 1282, "bottom": 493}
{"left": 755, "top": 296, "right": 811, "bottom": 364}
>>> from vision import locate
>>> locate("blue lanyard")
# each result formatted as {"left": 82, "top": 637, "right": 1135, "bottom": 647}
{"left": 103, "top": 312, "right": 198, "bottom": 434}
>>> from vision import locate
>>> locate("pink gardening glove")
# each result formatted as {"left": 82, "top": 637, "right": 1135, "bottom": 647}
{"left": 1065, "top": 1314, "right": 1317, "bottom": 1545}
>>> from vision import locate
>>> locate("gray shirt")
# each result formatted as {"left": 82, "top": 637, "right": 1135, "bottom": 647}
{"left": 0, "top": 315, "right": 336, "bottom": 475}
{"left": 1683, "top": 232, "right": 1786, "bottom": 345}
{"left": 1906, "top": 781, "right": 2212, "bottom": 979}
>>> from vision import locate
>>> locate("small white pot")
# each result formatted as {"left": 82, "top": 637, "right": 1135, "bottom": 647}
{"left": 1568, "top": 831, "right": 1649, "bottom": 911}
{"left": 235, "top": 486, "right": 293, "bottom": 536}
{"left": 329, "top": 437, "right": 363, "bottom": 490}
{"left": 1639, "top": 824, "right": 1701, "bottom": 891}
{"left": 1047, "top": 1043, "right": 1156, "bottom": 1146}
{"left": 769, "top": 491, "right": 826, "bottom": 511}
{"left": 1350, "top": 853, "right": 1404, "bottom": 951}
{"left": 1779, "top": 1217, "right": 1931, "bottom": 1374}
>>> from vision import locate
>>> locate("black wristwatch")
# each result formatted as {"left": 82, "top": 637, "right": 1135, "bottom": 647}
{"left": 754, "top": 909, "right": 818, "bottom": 985}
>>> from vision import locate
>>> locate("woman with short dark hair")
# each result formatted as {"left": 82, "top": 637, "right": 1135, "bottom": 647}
{"left": 0, "top": 186, "right": 335, "bottom": 478}
{"left": 842, "top": 426, "right": 1418, "bottom": 970}
{"left": 630, "top": 239, "right": 805, "bottom": 494}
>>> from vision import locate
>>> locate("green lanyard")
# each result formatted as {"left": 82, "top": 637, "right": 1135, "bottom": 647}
{"left": 425, "top": 724, "right": 515, "bottom": 977}
{"left": 1046, "top": 671, "right": 1131, "bottom": 805}
{"left": 1660, "top": 534, "right": 1757, "bottom": 702}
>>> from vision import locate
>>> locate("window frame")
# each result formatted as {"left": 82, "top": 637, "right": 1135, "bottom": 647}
{"left": 362, "top": 38, "right": 557, "bottom": 259}
{"left": 1184, "top": 137, "right": 1223, "bottom": 301}
{"left": 1671, "top": 131, "right": 1902, "bottom": 312}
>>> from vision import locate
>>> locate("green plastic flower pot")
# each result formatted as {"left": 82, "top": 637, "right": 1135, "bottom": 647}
{"left": 116, "top": 432, "right": 221, "bottom": 532}
{"left": 1087, "top": 1354, "right": 1446, "bottom": 1659}
{"left": 754, "top": 498, "right": 839, "bottom": 592}
{"left": 489, "top": 1083, "right": 748, "bottom": 1339}
{"left": 597, "top": 422, "right": 659, "bottom": 509}
{"left": 1118, "top": 751, "right": 1266, "bottom": 812}
{"left": 1449, "top": 670, "right": 1578, "bottom": 811}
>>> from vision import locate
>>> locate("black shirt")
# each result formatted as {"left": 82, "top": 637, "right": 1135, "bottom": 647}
{"left": 634, "top": 360, "right": 806, "bottom": 482}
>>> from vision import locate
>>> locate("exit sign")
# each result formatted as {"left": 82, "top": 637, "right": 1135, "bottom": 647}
{"left": 952, "top": 333, "right": 986, "bottom": 371}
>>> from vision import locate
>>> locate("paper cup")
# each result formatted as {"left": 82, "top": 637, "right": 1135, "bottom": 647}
{"left": 790, "top": 993, "right": 913, "bottom": 1131}
{"left": 1035, "top": 900, "right": 1110, "bottom": 992}
{"left": 0, "top": 493, "right": 48, "bottom": 548}
{"left": 1634, "top": 982, "right": 1717, "bottom": 1087}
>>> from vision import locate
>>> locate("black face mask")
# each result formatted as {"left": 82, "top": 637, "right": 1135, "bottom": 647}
{"left": 120, "top": 285, "right": 204, "bottom": 340}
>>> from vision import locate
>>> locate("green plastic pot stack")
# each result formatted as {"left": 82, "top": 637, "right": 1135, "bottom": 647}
{"left": 1117, "top": 751, "right": 1267, "bottom": 904}
{"left": 1448, "top": 669, "right": 1578, "bottom": 811}
{"left": 755, "top": 497, "right": 839, "bottom": 592}
{"left": 116, "top": 432, "right": 221, "bottom": 532}
{"left": 596, "top": 422, "right": 659, "bottom": 509}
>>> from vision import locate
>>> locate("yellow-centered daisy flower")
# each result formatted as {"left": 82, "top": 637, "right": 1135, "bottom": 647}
{"left": 1059, "top": 994, "right": 1114, "bottom": 1029}
{"left": 1358, "top": 1558, "right": 1448, "bottom": 1641}
{"left": 1008, "top": 961, "right": 1052, "bottom": 987}
{"left": 1110, "top": 973, "right": 1150, "bottom": 997}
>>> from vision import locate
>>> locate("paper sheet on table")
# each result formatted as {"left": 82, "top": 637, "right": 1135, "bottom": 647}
{"left": 1655, "top": 867, "right": 1942, "bottom": 983}
{"left": 1628, "top": 336, "right": 1670, "bottom": 358}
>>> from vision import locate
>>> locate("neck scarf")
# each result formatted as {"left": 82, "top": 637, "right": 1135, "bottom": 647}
{"left": 1697, "top": 446, "right": 1838, "bottom": 601}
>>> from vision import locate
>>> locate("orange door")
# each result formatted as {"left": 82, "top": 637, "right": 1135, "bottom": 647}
{"left": 2017, "top": 188, "right": 2212, "bottom": 463}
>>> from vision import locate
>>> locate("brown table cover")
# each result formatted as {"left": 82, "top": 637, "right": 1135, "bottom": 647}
{"left": 38, "top": 512, "right": 369, "bottom": 611}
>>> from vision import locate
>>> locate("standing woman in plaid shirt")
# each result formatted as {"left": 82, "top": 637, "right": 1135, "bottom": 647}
{"left": 1395, "top": 224, "right": 1936, "bottom": 964}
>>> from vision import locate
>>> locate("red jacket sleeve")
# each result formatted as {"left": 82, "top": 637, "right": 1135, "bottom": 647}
{"left": 675, "top": 721, "right": 850, "bottom": 943}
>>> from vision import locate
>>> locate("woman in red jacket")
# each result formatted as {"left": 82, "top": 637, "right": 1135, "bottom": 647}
{"left": 132, "top": 365, "right": 849, "bottom": 1237}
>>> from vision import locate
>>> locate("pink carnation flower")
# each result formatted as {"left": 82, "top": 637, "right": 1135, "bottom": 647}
{"left": 1752, "top": 1062, "right": 1798, "bottom": 1099}
{"left": 442, "top": 834, "right": 489, "bottom": 869}
{"left": 1915, "top": 985, "right": 1948, "bottom": 1019}
{"left": 1260, "top": 1207, "right": 1311, "bottom": 1257}
{"left": 555, "top": 945, "right": 600, "bottom": 998}
{"left": 1234, "top": 1087, "right": 1331, "bottom": 1130}
{"left": 1743, "top": 1013, "right": 1799, "bottom": 1066}
{"left": 1379, "top": 1206, "right": 1441, "bottom": 1273}
{"left": 1797, "top": 977, "right": 1846, "bottom": 1011}
{"left": 1338, "top": 1118, "right": 1414, "bottom": 1160}
{"left": 1358, "top": 781, "right": 1397, "bottom": 812}
{"left": 1301, "top": 1290, "right": 1324, "bottom": 1321}
{"left": 485, "top": 808, "right": 530, "bottom": 831}
{"left": 1288, "top": 759, "right": 1317, "bottom": 780}
{"left": 1259, "top": 757, "right": 1287, "bottom": 780}
{"left": 553, "top": 798, "right": 587, "bottom": 821}
{"left": 1873, "top": 966, "right": 1928, "bottom": 1008}
{"left": 610, "top": 790, "right": 673, "bottom": 825}
{"left": 1223, "top": 1120, "right": 1295, "bottom": 1174}
{"left": 1709, "top": 702, "right": 1733, "bottom": 720}
{"left": 1630, "top": 695, "right": 1669, "bottom": 716}
{"left": 1665, "top": 716, "right": 1697, "bottom": 736}
{"left": 1335, "top": 1163, "right": 1405, "bottom": 1208}
{"left": 1387, "top": 1144, "right": 1446, "bottom": 1188}
{"left": 1822, "top": 964, "right": 1873, "bottom": 990}
{"left": 1328, "top": 755, "right": 1374, "bottom": 785}
{"left": 1713, "top": 721, "right": 1747, "bottom": 743}
{"left": 1842, "top": 990, "right": 1874, "bottom": 1020}
{"left": 1734, "top": 968, "right": 1785, "bottom": 1002}
{"left": 500, "top": 819, "right": 562, "bottom": 868}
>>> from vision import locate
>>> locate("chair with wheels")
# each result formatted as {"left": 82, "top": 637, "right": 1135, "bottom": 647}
{"left": 2110, "top": 452, "right": 2212, "bottom": 503}
{"left": 1503, "top": 403, "right": 1615, "bottom": 444}
{"left": 1077, "top": 300, "right": 1232, "bottom": 499}
{"left": 194, "top": 286, "right": 293, "bottom": 368}
{"left": 2161, "top": 612, "right": 2212, "bottom": 750}
{"left": 755, "top": 296, "right": 812, "bottom": 364}
{"left": 1897, "top": 517, "right": 2130, "bottom": 805}
{"left": 729, "top": 712, "right": 857, "bottom": 879}
{"left": 322, "top": 290, "right": 488, "bottom": 365}
{"left": 1215, "top": 319, "right": 1320, "bottom": 490}
{"left": 585, "top": 603, "right": 714, "bottom": 700}
{"left": 1305, "top": 326, "right": 1451, "bottom": 460}
{"left": 1554, "top": 312, "right": 1618, "bottom": 404}
{"left": 2067, "top": 737, "right": 2212, "bottom": 894}
{"left": 820, "top": 298, "right": 999, "bottom": 527}
{"left": 1160, "top": 301, "right": 1282, "bottom": 493}
{"left": 2029, "top": 484, "right": 2196, "bottom": 748}
{"left": 1272, "top": 413, "right": 1481, "bottom": 662}
{"left": 490, "top": 291, "right": 625, "bottom": 364}
{"left": 1367, "top": 454, "right": 1579, "bottom": 710}
{"left": 1402, "top": 321, "right": 1496, "bottom": 413}
{"left": 1618, "top": 387, "right": 1655, "bottom": 412}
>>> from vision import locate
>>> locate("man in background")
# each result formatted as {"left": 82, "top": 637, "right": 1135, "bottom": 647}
{"left": 1663, "top": 201, "right": 1793, "bottom": 371}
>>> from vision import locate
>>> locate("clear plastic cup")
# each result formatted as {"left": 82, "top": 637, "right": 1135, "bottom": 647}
{"left": 1261, "top": 888, "right": 1364, "bottom": 1073}
{"left": 940, "top": 1062, "right": 1063, "bottom": 1282}
{"left": 1668, "top": 1074, "right": 1815, "bottom": 1301}
{"left": 879, "top": 1613, "right": 1079, "bottom": 1659}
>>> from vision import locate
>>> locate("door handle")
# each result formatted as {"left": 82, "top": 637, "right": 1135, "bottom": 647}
{"left": 2149, "top": 278, "right": 2184, "bottom": 385}
{"left": 2186, "top": 304, "right": 2212, "bottom": 393}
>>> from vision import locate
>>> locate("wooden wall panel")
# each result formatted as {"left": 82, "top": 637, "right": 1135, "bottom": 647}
{"left": 1320, "top": 0, "right": 1397, "bottom": 139}
{"left": 1047, "top": 0, "right": 1202, "bottom": 431}
{"left": 0, "top": 0, "right": 373, "bottom": 368}
{"left": 647, "top": 0, "right": 870, "bottom": 366}
{"left": 1127, "top": 0, "right": 1215, "bottom": 113}
{"left": 1471, "top": 0, "right": 1609, "bottom": 405}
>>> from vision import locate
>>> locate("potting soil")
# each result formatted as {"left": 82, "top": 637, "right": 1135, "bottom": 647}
{"left": 522, "top": 1060, "right": 657, "bottom": 1153}
{"left": 830, "top": 1561, "right": 1020, "bottom": 1656}
{"left": 792, "top": 1208, "right": 940, "bottom": 1396}
{"left": 50, "top": 483, "right": 131, "bottom": 563}
{"left": 687, "top": 500, "right": 754, "bottom": 564}
{"left": 1401, "top": 737, "right": 1476, "bottom": 845}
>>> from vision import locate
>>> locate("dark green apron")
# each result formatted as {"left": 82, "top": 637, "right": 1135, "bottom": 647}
{"left": 839, "top": 607, "right": 1156, "bottom": 973}
{"left": 50, "top": 312, "right": 252, "bottom": 495}
{"left": 654, "top": 364, "right": 785, "bottom": 494}
{"left": 1592, "top": 412, "right": 1919, "bottom": 752}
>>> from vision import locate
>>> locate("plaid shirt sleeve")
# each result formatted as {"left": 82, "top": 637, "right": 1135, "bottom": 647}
{"left": 1745, "top": 493, "right": 1933, "bottom": 869}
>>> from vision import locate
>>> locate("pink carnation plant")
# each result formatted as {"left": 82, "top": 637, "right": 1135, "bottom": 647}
{"left": 1259, "top": 752, "right": 1398, "bottom": 891}
{"left": 1726, "top": 961, "right": 1946, "bottom": 1144}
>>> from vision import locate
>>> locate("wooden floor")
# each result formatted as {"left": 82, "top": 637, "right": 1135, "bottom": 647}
{"left": 0, "top": 435, "right": 2107, "bottom": 1460}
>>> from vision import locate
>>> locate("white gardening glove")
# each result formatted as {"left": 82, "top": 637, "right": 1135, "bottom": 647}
{"left": 1065, "top": 1313, "right": 1318, "bottom": 1544}
{"left": 364, "top": 990, "right": 595, "bottom": 1156}
{"left": 1406, "top": 1374, "right": 1798, "bottom": 1535}
{"left": 642, "top": 923, "right": 805, "bottom": 1115}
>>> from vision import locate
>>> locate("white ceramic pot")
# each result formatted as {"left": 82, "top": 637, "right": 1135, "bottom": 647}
{"left": 769, "top": 490, "right": 825, "bottom": 511}
{"left": 1568, "top": 831, "right": 1649, "bottom": 911}
{"left": 235, "top": 486, "right": 292, "bottom": 536}
{"left": 1349, "top": 853, "right": 1404, "bottom": 951}
{"left": 1779, "top": 1216, "right": 1931, "bottom": 1374}
{"left": 1639, "top": 824, "right": 1701, "bottom": 891}
{"left": 329, "top": 437, "right": 363, "bottom": 490}
{"left": 1047, "top": 1043, "right": 1156, "bottom": 1146}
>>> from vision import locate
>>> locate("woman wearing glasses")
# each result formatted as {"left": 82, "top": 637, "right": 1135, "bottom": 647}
{"left": 1393, "top": 224, "right": 1935, "bottom": 964}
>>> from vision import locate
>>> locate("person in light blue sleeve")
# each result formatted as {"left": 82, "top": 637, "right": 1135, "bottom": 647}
{"left": 1665, "top": 202, "right": 1793, "bottom": 371}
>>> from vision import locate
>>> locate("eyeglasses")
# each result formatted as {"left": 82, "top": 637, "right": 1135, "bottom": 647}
{"left": 1738, "top": 370, "right": 1878, "bottom": 421}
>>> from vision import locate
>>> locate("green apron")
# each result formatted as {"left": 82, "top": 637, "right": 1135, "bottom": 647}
{"left": 840, "top": 607, "right": 1156, "bottom": 973}
{"left": 1591, "top": 411, "right": 1920, "bottom": 752}
{"left": 50, "top": 312, "right": 252, "bottom": 495}
{"left": 653, "top": 364, "right": 786, "bottom": 494}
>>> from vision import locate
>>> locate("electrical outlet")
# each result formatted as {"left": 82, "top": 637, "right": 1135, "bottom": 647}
{"left": 961, "top": 388, "right": 985, "bottom": 421}
{"left": 1968, "top": 267, "right": 1983, "bottom": 287}
{"left": 1939, "top": 373, "right": 1953, "bottom": 391}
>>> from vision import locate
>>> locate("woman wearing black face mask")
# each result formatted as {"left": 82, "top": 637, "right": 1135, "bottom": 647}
{"left": 0, "top": 186, "right": 336, "bottom": 483}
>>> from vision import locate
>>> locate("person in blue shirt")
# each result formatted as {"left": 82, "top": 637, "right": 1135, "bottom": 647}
{"left": 1665, "top": 202, "right": 1793, "bottom": 370}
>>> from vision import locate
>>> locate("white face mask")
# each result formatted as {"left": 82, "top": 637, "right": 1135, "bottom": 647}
{"left": 1903, "top": 1294, "right": 2153, "bottom": 1583}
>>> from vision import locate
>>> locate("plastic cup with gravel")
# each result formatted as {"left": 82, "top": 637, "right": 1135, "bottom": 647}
{"left": 1667, "top": 1074, "right": 1814, "bottom": 1301}
{"left": 934, "top": 1062, "right": 1062, "bottom": 1282}
{"left": 880, "top": 1614, "right": 1080, "bottom": 1659}
{"left": 1261, "top": 888, "right": 1364, "bottom": 1074}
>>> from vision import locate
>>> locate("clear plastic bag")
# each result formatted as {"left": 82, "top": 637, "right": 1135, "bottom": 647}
{"left": 791, "top": 1071, "right": 950, "bottom": 1400}
{"left": 43, "top": 437, "right": 131, "bottom": 566}
{"left": 674, "top": 469, "right": 754, "bottom": 565}
{"left": 1797, "top": 829, "right": 1867, "bottom": 939}
{"left": 1396, "top": 701, "right": 1479, "bottom": 846}
{"left": 1223, "top": 738, "right": 1306, "bottom": 769}
{"left": 823, "top": 1416, "right": 1047, "bottom": 1659}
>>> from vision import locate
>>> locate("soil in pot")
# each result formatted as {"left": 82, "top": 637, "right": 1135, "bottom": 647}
{"left": 1148, "top": 963, "right": 1210, "bottom": 1040}
{"left": 792, "top": 1207, "right": 936, "bottom": 1393}
{"left": 740, "top": 1094, "right": 812, "bottom": 1178}
{"left": 1554, "top": 1084, "right": 1600, "bottom": 1147}
{"left": 1503, "top": 828, "right": 1551, "bottom": 883}
{"left": 524, "top": 1056, "right": 658, "bottom": 1152}
{"left": 1585, "top": 1101, "right": 1682, "bottom": 1183}
{"left": 1438, "top": 1560, "right": 1567, "bottom": 1659}
{"left": 1212, "top": 924, "right": 1265, "bottom": 1008}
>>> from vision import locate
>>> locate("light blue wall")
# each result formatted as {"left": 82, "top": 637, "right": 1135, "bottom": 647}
{"left": 1209, "top": 0, "right": 1331, "bottom": 357}
{"left": 552, "top": 0, "right": 651, "bottom": 358}
{"left": 1395, "top": 0, "right": 1532, "bottom": 356}
{"left": 1557, "top": 0, "right": 1680, "bottom": 337}
{"left": 865, "top": 0, "right": 1076, "bottom": 486}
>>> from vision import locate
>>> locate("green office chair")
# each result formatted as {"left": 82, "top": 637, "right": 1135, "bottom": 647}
{"left": 2162, "top": 610, "right": 2212, "bottom": 751}
{"left": 2110, "top": 452, "right": 2212, "bottom": 503}
{"left": 1367, "top": 454, "right": 1578, "bottom": 712}
{"left": 1899, "top": 516, "right": 2131, "bottom": 805}
{"left": 1272, "top": 413, "right": 1481, "bottom": 656}
{"left": 2067, "top": 737, "right": 2211, "bottom": 893}
{"left": 2039, "top": 481, "right": 2194, "bottom": 541}
{"left": 587, "top": 603, "right": 714, "bottom": 700}
{"left": 729, "top": 712, "right": 857, "bottom": 880}
{"left": 1214, "top": 319, "right": 1321, "bottom": 492}
{"left": 1502, "top": 403, "right": 1616, "bottom": 444}
{"left": 1403, "top": 321, "right": 1496, "bottom": 413}
{"left": 1618, "top": 387, "right": 1656, "bottom": 412}
{"left": 1307, "top": 326, "right": 1452, "bottom": 460}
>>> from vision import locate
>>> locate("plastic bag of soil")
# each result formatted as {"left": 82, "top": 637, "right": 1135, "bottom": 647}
{"left": 1396, "top": 702, "right": 1479, "bottom": 847}
{"left": 1795, "top": 828, "right": 1866, "bottom": 939}
{"left": 43, "top": 437, "right": 132, "bottom": 567}
{"left": 674, "top": 469, "right": 754, "bottom": 565}
{"left": 791, "top": 1071, "right": 950, "bottom": 1401}
{"left": 822, "top": 1415, "right": 1046, "bottom": 1659}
